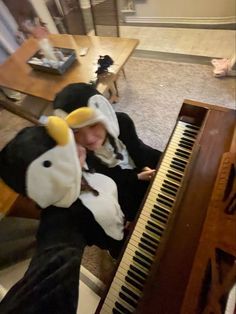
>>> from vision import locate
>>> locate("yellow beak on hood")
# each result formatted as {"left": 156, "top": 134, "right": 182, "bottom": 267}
{"left": 66, "top": 107, "right": 95, "bottom": 129}
{"left": 46, "top": 116, "right": 69, "bottom": 146}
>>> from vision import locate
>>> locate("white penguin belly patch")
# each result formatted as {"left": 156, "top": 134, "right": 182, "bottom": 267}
{"left": 79, "top": 173, "right": 124, "bottom": 240}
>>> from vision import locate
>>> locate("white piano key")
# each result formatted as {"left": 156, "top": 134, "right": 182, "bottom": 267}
{"left": 100, "top": 120, "right": 200, "bottom": 313}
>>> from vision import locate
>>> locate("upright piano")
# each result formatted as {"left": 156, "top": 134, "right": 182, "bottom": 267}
{"left": 96, "top": 99, "right": 236, "bottom": 314}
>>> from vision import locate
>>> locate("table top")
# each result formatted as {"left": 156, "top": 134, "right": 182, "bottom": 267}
{"left": 0, "top": 34, "right": 138, "bottom": 102}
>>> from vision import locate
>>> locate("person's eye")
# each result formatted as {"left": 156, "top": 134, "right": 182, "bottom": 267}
{"left": 90, "top": 124, "right": 98, "bottom": 129}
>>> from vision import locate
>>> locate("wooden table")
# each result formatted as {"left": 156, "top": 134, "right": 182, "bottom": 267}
{"left": 0, "top": 34, "right": 139, "bottom": 102}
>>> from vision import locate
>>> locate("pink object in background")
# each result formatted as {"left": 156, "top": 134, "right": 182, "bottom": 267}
{"left": 211, "top": 57, "right": 236, "bottom": 77}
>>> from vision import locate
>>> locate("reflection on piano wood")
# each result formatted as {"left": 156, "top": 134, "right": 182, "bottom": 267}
{"left": 96, "top": 99, "right": 236, "bottom": 314}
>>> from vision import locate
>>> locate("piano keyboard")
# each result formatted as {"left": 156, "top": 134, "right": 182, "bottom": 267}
{"left": 99, "top": 120, "right": 200, "bottom": 314}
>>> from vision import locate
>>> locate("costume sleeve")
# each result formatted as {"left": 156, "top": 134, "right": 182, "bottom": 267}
{"left": 0, "top": 244, "right": 85, "bottom": 314}
{"left": 0, "top": 206, "right": 87, "bottom": 314}
{"left": 86, "top": 157, "right": 149, "bottom": 221}
{"left": 86, "top": 156, "right": 139, "bottom": 188}
{"left": 117, "top": 112, "right": 162, "bottom": 169}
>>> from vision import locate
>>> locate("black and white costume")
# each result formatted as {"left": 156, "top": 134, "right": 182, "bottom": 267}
{"left": 0, "top": 117, "right": 125, "bottom": 313}
{"left": 54, "top": 83, "right": 162, "bottom": 220}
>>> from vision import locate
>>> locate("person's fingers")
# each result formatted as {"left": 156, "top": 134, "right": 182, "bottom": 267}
{"left": 142, "top": 166, "right": 151, "bottom": 171}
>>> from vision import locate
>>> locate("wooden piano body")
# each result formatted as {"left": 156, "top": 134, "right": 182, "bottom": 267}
{"left": 97, "top": 99, "right": 236, "bottom": 314}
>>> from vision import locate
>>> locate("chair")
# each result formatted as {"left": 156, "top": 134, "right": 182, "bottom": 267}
{"left": 89, "top": 0, "right": 127, "bottom": 102}
{"left": 46, "top": 0, "right": 86, "bottom": 35}
{"left": 89, "top": 0, "right": 120, "bottom": 37}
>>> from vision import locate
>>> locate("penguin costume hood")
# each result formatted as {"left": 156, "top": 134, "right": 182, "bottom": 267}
{"left": 0, "top": 117, "right": 81, "bottom": 209}
{"left": 53, "top": 83, "right": 135, "bottom": 169}
{"left": 53, "top": 82, "right": 120, "bottom": 138}
{"left": 0, "top": 116, "right": 124, "bottom": 241}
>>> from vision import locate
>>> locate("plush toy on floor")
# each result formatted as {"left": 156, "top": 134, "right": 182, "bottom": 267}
{"left": 211, "top": 55, "right": 236, "bottom": 77}
{"left": 0, "top": 116, "right": 125, "bottom": 314}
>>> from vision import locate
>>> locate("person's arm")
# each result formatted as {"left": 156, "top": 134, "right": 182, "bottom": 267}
{"left": 87, "top": 152, "right": 139, "bottom": 186}
{"left": 0, "top": 243, "right": 85, "bottom": 314}
{"left": 0, "top": 206, "right": 87, "bottom": 314}
{"left": 116, "top": 112, "right": 162, "bottom": 169}
{"left": 86, "top": 156, "right": 150, "bottom": 221}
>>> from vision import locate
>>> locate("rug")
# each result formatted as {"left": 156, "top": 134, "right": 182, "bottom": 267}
{"left": 0, "top": 56, "right": 235, "bottom": 283}
{"left": 114, "top": 57, "right": 235, "bottom": 152}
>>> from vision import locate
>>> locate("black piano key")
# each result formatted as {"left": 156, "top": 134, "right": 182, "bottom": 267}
{"left": 115, "top": 301, "right": 132, "bottom": 314}
{"left": 170, "top": 164, "right": 184, "bottom": 173}
{"left": 185, "top": 124, "right": 199, "bottom": 131}
{"left": 153, "top": 203, "right": 170, "bottom": 212}
{"left": 164, "top": 178, "right": 180, "bottom": 187}
{"left": 153, "top": 206, "right": 170, "bottom": 219}
{"left": 160, "top": 187, "right": 177, "bottom": 197}
{"left": 175, "top": 151, "right": 189, "bottom": 160}
{"left": 171, "top": 160, "right": 185, "bottom": 170}
{"left": 162, "top": 183, "right": 178, "bottom": 193}
{"left": 138, "top": 242, "right": 156, "bottom": 255}
{"left": 180, "top": 137, "right": 194, "bottom": 144}
{"left": 146, "top": 224, "right": 162, "bottom": 237}
{"left": 127, "top": 270, "right": 145, "bottom": 285}
{"left": 151, "top": 209, "right": 169, "bottom": 223}
{"left": 158, "top": 193, "right": 174, "bottom": 204}
{"left": 184, "top": 127, "right": 198, "bottom": 133}
{"left": 172, "top": 157, "right": 187, "bottom": 166}
{"left": 176, "top": 148, "right": 190, "bottom": 157}
{"left": 125, "top": 275, "right": 143, "bottom": 292}
{"left": 170, "top": 163, "right": 185, "bottom": 172}
{"left": 142, "top": 232, "right": 159, "bottom": 245}
{"left": 113, "top": 307, "right": 123, "bottom": 314}
{"left": 146, "top": 223, "right": 164, "bottom": 239}
{"left": 181, "top": 145, "right": 192, "bottom": 151}
{"left": 119, "top": 291, "right": 137, "bottom": 308}
{"left": 153, "top": 204, "right": 170, "bottom": 215}
{"left": 133, "top": 256, "right": 151, "bottom": 271}
{"left": 156, "top": 198, "right": 172, "bottom": 208}
{"left": 156, "top": 195, "right": 173, "bottom": 209}
{"left": 166, "top": 172, "right": 182, "bottom": 182}
{"left": 168, "top": 169, "right": 183, "bottom": 178}
{"left": 121, "top": 285, "right": 140, "bottom": 301}
{"left": 156, "top": 201, "right": 172, "bottom": 210}
{"left": 179, "top": 142, "right": 192, "bottom": 150}
{"left": 147, "top": 220, "right": 164, "bottom": 232}
{"left": 183, "top": 131, "right": 197, "bottom": 139}
{"left": 136, "top": 250, "right": 152, "bottom": 265}
{"left": 150, "top": 212, "right": 168, "bottom": 225}
{"left": 180, "top": 136, "right": 195, "bottom": 145}
{"left": 130, "top": 264, "right": 148, "bottom": 280}
{"left": 179, "top": 139, "right": 193, "bottom": 150}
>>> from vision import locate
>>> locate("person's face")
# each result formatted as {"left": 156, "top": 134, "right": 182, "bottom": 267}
{"left": 76, "top": 144, "right": 86, "bottom": 167}
{"left": 74, "top": 123, "right": 107, "bottom": 151}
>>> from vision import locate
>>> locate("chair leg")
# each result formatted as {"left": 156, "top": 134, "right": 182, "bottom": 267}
{"left": 108, "top": 81, "right": 119, "bottom": 104}
{"left": 122, "top": 68, "right": 126, "bottom": 80}
{"left": 114, "top": 80, "right": 119, "bottom": 97}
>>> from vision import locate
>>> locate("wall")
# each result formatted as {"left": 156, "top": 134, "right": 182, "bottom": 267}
{"left": 125, "top": 0, "right": 236, "bottom": 25}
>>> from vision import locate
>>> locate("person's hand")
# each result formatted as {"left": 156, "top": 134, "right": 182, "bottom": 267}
{"left": 124, "top": 221, "right": 134, "bottom": 232}
{"left": 137, "top": 167, "right": 156, "bottom": 181}
{"left": 30, "top": 26, "right": 49, "bottom": 39}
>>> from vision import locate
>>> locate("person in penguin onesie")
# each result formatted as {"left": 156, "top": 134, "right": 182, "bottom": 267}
{"left": 53, "top": 83, "right": 162, "bottom": 222}
{"left": 0, "top": 116, "right": 125, "bottom": 314}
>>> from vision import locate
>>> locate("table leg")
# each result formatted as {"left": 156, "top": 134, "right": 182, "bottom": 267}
{"left": 0, "top": 98, "right": 40, "bottom": 125}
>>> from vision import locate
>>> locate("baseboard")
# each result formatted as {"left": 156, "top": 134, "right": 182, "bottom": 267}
{"left": 80, "top": 265, "right": 105, "bottom": 297}
{"left": 133, "top": 50, "right": 214, "bottom": 65}
{"left": 123, "top": 16, "right": 236, "bottom": 29}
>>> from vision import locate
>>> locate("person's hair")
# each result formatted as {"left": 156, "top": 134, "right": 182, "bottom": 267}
{"left": 107, "top": 133, "right": 123, "bottom": 160}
